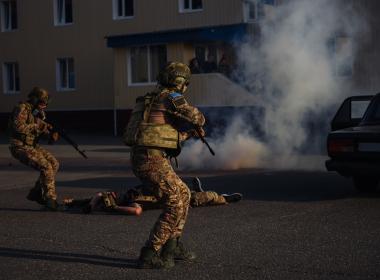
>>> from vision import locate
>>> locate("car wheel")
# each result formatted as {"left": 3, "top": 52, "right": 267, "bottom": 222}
{"left": 353, "top": 176, "right": 379, "bottom": 192}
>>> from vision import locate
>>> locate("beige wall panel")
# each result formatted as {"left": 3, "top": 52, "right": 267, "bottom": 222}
{"left": 183, "top": 43, "right": 196, "bottom": 65}
{"left": 0, "top": 0, "right": 115, "bottom": 112}
{"left": 114, "top": 49, "right": 127, "bottom": 99}
{"left": 115, "top": 72, "right": 256, "bottom": 110}
{"left": 0, "top": 0, "right": 245, "bottom": 112}
{"left": 167, "top": 43, "right": 185, "bottom": 62}
{"left": 104, "top": 0, "right": 244, "bottom": 36}
{"left": 186, "top": 73, "right": 257, "bottom": 106}
{"left": 116, "top": 85, "right": 156, "bottom": 109}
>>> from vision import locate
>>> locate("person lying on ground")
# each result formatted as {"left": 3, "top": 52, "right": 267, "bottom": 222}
{"left": 62, "top": 177, "right": 242, "bottom": 215}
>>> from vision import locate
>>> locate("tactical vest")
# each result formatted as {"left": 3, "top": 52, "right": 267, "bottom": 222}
{"left": 123, "top": 91, "right": 179, "bottom": 149}
{"left": 9, "top": 102, "right": 38, "bottom": 146}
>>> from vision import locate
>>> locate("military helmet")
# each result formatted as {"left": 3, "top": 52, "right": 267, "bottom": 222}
{"left": 28, "top": 87, "right": 49, "bottom": 106}
{"left": 157, "top": 62, "right": 191, "bottom": 91}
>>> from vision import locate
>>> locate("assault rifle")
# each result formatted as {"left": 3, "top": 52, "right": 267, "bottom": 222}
{"left": 34, "top": 110, "right": 88, "bottom": 159}
{"left": 164, "top": 109, "right": 216, "bottom": 156}
{"left": 195, "top": 126, "right": 215, "bottom": 156}
{"left": 48, "top": 124, "right": 88, "bottom": 159}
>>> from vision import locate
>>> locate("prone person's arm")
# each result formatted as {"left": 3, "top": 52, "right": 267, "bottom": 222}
{"left": 113, "top": 203, "right": 142, "bottom": 216}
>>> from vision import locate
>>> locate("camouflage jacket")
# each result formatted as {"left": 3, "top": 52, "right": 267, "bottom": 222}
{"left": 154, "top": 88, "right": 205, "bottom": 141}
{"left": 9, "top": 102, "right": 49, "bottom": 147}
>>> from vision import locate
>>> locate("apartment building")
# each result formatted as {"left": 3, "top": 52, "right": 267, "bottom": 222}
{"left": 0, "top": 0, "right": 379, "bottom": 133}
{"left": 0, "top": 0, "right": 273, "bottom": 133}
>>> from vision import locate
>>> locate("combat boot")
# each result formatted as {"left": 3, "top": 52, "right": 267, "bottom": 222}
{"left": 45, "top": 198, "right": 59, "bottom": 211}
{"left": 222, "top": 193, "right": 243, "bottom": 203}
{"left": 160, "top": 239, "right": 177, "bottom": 264}
{"left": 138, "top": 246, "right": 174, "bottom": 269}
{"left": 192, "top": 177, "right": 204, "bottom": 192}
{"left": 172, "top": 238, "right": 196, "bottom": 261}
{"left": 26, "top": 186, "right": 45, "bottom": 205}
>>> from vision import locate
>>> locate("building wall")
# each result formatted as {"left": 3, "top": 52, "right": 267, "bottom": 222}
{"left": 105, "top": 0, "right": 244, "bottom": 36}
{"left": 0, "top": 0, "right": 115, "bottom": 113}
{"left": 2, "top": 0, "right": 380, "bottom": 133}
{"left": 0, "top": 0, "right": 246, "bottom": 114}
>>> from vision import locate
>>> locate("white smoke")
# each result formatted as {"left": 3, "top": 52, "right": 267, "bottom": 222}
{"left": 180, "top": 0, "right": 368, "bottom": 171}
{"left": 179, "top": 116, "right": 268, "bottom": 170}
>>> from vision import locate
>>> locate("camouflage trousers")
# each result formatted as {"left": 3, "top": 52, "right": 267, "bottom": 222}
{"left": 190, "top": 191, "right": 226, "bottom": 207}
{"left": 131, "top": 147, "right": 191, "bottom": 252}
{"left": 134, "top": 191, "right": 227, "bottom": 208}
{"left": 9, "top": 144, "right": 59, "bottom": 200}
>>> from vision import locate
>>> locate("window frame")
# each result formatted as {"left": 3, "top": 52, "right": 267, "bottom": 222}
{"left": 56, "top": 57, "right": 76, "bottom": 91}
{"left": 2, "top": 62, "right": 20, "bottom": 94}
{"left": 54, "top": 0, "right": 73, "bottom": 26}
{"left": 127, "top": 44, "right": 167, "bottom": 86}
{"left": 194, "top": 44, "right": 218, "bottom": 64}
{"left": 112, "top": 0, "right": 134, "bottom": 20}
{"left": 0, "top": 0, "right": 17, "bottom": 32}
{"left": 178, "top": 0, "right": 203, "bottom": 13}
{"left": 243, "top": 0, "right": 261, "bottom": 23}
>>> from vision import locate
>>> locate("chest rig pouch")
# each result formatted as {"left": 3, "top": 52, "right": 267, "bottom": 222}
{"left": 123, "top": 92, "right": 179, "bottom": 149}
{"left": 9, "top": 103, "right": 38, "bottom": 146}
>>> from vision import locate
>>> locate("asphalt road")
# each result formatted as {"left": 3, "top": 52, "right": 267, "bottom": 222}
{"left": 0, "top": 139, "right": 379, "bottom": 280}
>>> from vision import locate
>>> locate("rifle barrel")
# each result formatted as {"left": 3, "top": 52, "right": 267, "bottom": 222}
{"left": 196, "top": 128, "right": 215, "bottom": 156}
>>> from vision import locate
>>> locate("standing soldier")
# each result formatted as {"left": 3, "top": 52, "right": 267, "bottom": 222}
{"left": 124, "top": 62, "right": 206, "bottom": 269}
{"left": 9, "top": 87, "right": 60, "bottom": 210}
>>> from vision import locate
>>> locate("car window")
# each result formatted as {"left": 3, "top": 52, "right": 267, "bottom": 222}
{"left": 361, "top": 97, "right": 380, "bottom": 124}
{"left": 351, "top": 100, "right": 371, "bottom": 119}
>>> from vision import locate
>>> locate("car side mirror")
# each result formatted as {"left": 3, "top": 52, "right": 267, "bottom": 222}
{"left": 330, "top": 96, "right": 373, "bottom": 131}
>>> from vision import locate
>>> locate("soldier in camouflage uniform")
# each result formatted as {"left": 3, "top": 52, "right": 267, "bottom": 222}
{"left": 9, "top": 87, "right": 60, "bottom": 210}
{"left": 124, "top": 62, "right": 206, "bottom": 269}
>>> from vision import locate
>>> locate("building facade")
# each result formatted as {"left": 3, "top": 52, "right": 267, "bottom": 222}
{"left": 0, "top": 0, "right": 379, "bottom": 133}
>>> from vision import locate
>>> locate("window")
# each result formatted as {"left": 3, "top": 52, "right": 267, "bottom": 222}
{"left": 129, "top": 45, "right": 167, "bottom": 85}
{"left": 54, "top": 0, "right": 73, "bottom": 25}
{"left": 195, "top": 45, "right": 217, "bottom": 64}
{"left": 248, "top": 1, "right": 258, "bottom": 21}
{"left": 2, "top": 62, "right": 20, "bottom": 94}
{"left": 334, "top": 36, "right": 353, "bottom": 77}
{"left": 244, "top": 0, "right": 267, "bottom": 22}
{"left": 113, "top": 0, "right": 134, "bottom": 19}
{"left": 0, "top": 0, "right": 17, "bottom": 31}
{"left": 56, "top": 58, "right": 75, "bottom": 90}
{"left": 179, "top": 0, "right": 203, "bottom": 13}
{"left": 351, "top": 100, "right": 370, "bottom": 119}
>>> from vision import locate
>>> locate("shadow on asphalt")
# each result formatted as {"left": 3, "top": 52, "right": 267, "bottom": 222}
{"left": 55, "top": 171, "right": 378, "bottom": 202}
{"left": 0, "top": 208, "right": 46, "bottom": 212}
{"left": 0, "top": 247, "right": 137, "bottom": 268}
